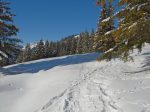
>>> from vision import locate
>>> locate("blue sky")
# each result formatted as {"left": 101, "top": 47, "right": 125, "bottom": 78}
{"left": 11, "top": 0, "right": 101, "bottom": 44}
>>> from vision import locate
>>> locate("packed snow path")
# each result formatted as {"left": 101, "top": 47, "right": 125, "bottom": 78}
{"left": 36, "top": 63, "right": 121, "bottom": 112}
{"left": 0, "top": 45, "right": 150, "bottom": 112}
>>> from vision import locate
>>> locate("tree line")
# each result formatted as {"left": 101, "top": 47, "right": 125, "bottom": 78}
{"left": 17, "top": 31, "right": 95, "bottom": 63}
{"left": 0, "top": 0, "right": 150, "bottom": 66}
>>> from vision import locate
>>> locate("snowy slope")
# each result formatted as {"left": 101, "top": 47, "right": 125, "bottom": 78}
{"left": 0, "top": 44, "right": 150, "bottom": 112}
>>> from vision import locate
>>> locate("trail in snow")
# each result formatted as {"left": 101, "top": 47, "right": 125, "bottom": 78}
{"left": 0, "top": 45, "right": 150, "bottom": 112}
{"left": 36, "top": 45, "right": 150, "bottom": 112}
{"left": 36, "top": 62, "right": 122, "bottom": 112}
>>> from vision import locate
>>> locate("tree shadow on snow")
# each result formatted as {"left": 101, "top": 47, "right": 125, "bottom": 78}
{"left": 1, "top": 53, "right": 99, "bottom": 75}
{"left": 125, "top": 56, "right": 150, "bottom": 74}
{"left": 142, "top": 56, "right": 150, "bottom": 68}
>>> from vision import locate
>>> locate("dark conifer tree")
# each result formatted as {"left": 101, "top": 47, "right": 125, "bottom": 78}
{"left": 32, "top": 40, "right": 45, "bottom": 60}
{"left": 0, "top": 0, "right": 21, "bottom": 66}
{"left": 23, "top": 43, "right": 31, "bottom": 62}
{"left": 16, "top": 50, "right": 23, "bottom": 63}
{"left": 90, "top": 29, "right": 95, "bottom": 52}
{"left": 76, "top": 33, "right": 83, "bottom": 54}
{"left": 49, "top": 41, "right": 54, "bottom": 57}
{"left": 70, "top": 37, "right": 77, "bottom": 54}
{"left": 44, "top": 40, "right": 50, "bottom": 58}
{"left": 99, "top": 0, "right": 150, "bottom": 61}
{"left": 82, "top": 32, "right": 90, "bottom": 53}
{"left": 94, "top": 1, "right": 109, "bottom": 52}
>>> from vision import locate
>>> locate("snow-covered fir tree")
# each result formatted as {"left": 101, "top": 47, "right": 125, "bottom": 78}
{"left": 99, "top": 0, "right": 150, "bottom": 61}
{"left": 70, "top": 37, "right": 77, "bottom": 54}
{"left": 0, "top": 0, "right": 21, "bottom": 66}
{"left": 89, "top": 29, "right": 95, "bottom": 52}
{"left": 44, "top": 40, "right": 50, "bottom": 58}
{"left": 76, "top": 34, "right": 83, "bottom": 54}
{"left": 94, "top": 0, "right": 115, "bottom": 52}
{"left": 23, "top": 43, "right": 32, "bottom": 62}
{"left": 82, "top": 31, "right": 90, "bottom": 53}
{"left": 34, "top": 40, "right": 45, "bottom": 59}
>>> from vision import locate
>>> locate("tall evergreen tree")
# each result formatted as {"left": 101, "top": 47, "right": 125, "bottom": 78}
{"left": 32, "top": 40, "right": 45, "bottom": 60}
{"left": 70, "top": 37, "right": 77, "bottom": 54}
{"left": 49, "top": 41, "right": 59, "bottom": 57}
{"left": 66, "top": 38, "right": 73, "bottom": 55}
{"left": 49, "top": 41, "right": 55, "bottom": 57}
{"left": 16, "top": 50, "right": 23, "bottom": 63}
{"left": 99, "top": 0, "right": 150, "bottom": 61}
{"left": 0, "top": 1, "right": 21, "bottom": 66}
{"left": 23, "top": 43, "right": 31, "bottom": 62}
{"left": 96, "top": 1, "right": 108, "bottom": 36}
{"left": 44, "top": 40, "right": 50, "bottom": 58}
{"left": 76, "top": 33, "right": 83, "bottom": 54}
{"left": 94, "top": 0, "right": 115, "bottom": 52}
{"left": 57, "top": 40, "right": 65, "bottom": 56}
{"left": 82, "top": 31, "right": 90, "bottom": 53}
{"left": 89, "top": 29, "right": 95, "bottom": 52}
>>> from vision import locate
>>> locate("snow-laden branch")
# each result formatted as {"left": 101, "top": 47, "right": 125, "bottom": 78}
{"left": 128, "top": 22, "right": 137, "bottom": 29}
{"left": 101, "top": 17, "right": 111, "bottom": 22}
{"left": 104, "top": 29, "right": 115, "bottom": 35}
{"left": 104, "top": 39, "right": 127, "bottom": 54}
{"left": 113, "top": 2, "right": 148, "bottom": 18}
{"left": 0, "top": 50, "right": 8, "bottom": 58}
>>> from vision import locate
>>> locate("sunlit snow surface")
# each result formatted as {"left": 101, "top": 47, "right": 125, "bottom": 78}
{"left": 0, "top": 44, "right": 150, "bottom": 112}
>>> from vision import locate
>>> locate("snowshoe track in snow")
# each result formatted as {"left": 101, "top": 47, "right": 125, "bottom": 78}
{"left": 1, "top": 45, "right": 150, "bottom": 112}
{"left": 36, "top": 64, "right": 121, "bottom": 112}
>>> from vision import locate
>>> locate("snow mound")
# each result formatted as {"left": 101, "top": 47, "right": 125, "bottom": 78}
{"left": 0, "top": 44, "right": 150, "bottom": 112}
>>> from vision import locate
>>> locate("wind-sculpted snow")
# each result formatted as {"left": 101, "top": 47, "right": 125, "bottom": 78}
{"left": 0, "top": 44, "right": 150, "bottom": 112}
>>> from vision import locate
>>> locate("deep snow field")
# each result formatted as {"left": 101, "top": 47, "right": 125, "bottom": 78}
{"left": 0, "top": 44, "right": 150, "bottom": 112}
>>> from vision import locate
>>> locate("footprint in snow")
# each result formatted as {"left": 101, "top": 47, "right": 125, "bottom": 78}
{"left": 18, "top": 88, "right": 24, "bottom": 91}
{"left": 139, "top": 80, "right": 144, "bottom": 84}
{"left": 129, "top": 87, "right": 137, "bottom": 93}
{"left": 8, "top": 83, "right": 13, "bottom": 87}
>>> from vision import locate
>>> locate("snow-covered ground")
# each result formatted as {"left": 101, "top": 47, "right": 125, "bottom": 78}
{"left": 0, "top": 44, "right": 150, "bottom": 112}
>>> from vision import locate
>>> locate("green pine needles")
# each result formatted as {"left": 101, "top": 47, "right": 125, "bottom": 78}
{"left": 0, "top": 0, "right": 21, "bottom": 66}
{"left": 95, "top": 0, "right": 150, "bottom": 61}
